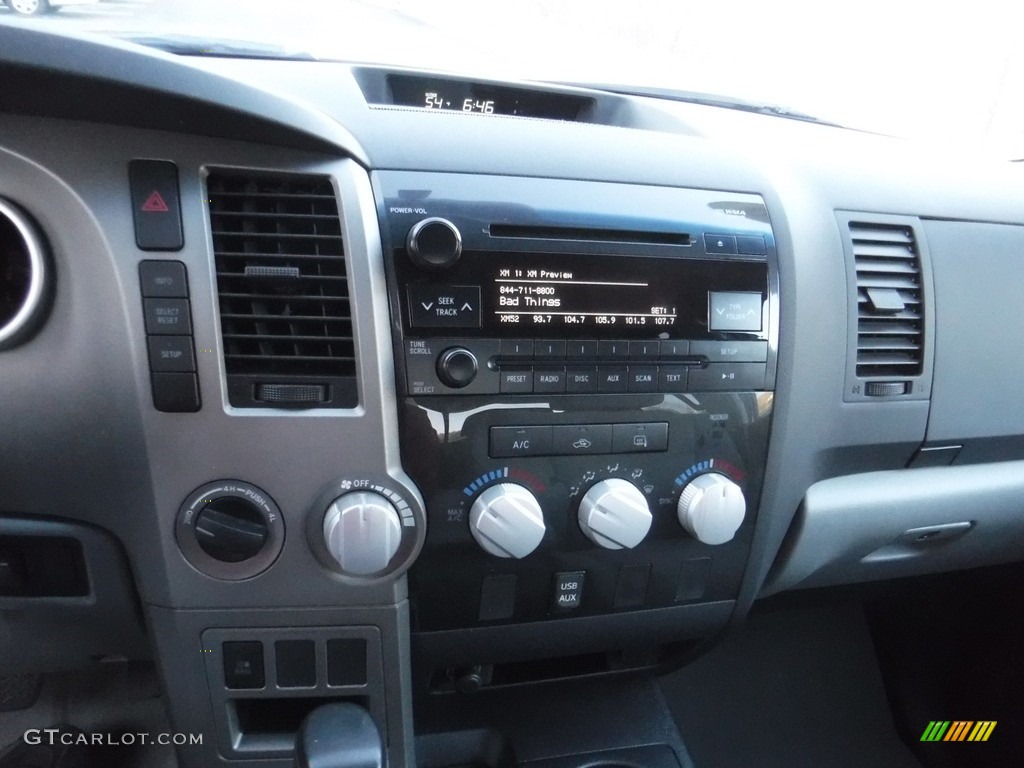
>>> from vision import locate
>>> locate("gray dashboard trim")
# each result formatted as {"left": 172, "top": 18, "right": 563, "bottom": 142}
{"left": 763, "top": 461, "right": 1024, "bottom": 594}
{"left": 0, "top": 21, "right": 368, "bottom": 162}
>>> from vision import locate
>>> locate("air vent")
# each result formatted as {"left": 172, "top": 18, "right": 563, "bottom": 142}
{"left": 207, "top": 171, "right": 357, "bottom": 409}
{"left": 0, "top": 198, "right": 48, "bottom": 351}
{"left": 850, "top": 222, "right": 924, "bottom": 378}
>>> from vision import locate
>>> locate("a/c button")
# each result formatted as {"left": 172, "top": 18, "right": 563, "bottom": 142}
{"left": 489, "top": 426, "right": 553, "bottom": 458}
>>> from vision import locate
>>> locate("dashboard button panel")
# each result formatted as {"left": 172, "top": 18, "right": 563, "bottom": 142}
{"left": 404, "top": 337, "right": 772, "bottom": 395}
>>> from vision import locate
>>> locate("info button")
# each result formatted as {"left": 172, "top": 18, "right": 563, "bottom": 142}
{"left": 408, "top": 285, "right": 481, "bottom": 328}
{"left": 490, "top": 426, "right": 552, "bottom": 458}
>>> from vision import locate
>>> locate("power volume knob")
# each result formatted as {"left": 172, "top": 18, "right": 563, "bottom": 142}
{"left": 406, "top": 217, "right": 462, "bottom": 270}
{"left": 578, "top": 478, "right": 652, "bottom": 550}
{"left": 469, "top": 483, "right": 546, "bottom": 559}
{"left": 323, "top": 492, "right": 403, "bottom": 576}
{"left": 677, "top": 473, "right": 746, "bottom": 545}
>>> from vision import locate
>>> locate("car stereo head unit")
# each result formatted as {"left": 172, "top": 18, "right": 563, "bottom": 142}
{"left": 374, "top": 171, "right": 778, "bottom": 639}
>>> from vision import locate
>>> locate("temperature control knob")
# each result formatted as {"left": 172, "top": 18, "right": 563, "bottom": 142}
{"left": 578, "top": 478, "right": 652, "bottom": 549}
{"left": 406, "top": 217, "right": 462, "bottom": 270}
{"left": 323, "top": 492, "right": 403, "bottom": 576}
{"left": 677, "top": 473, "right": 746, "bottom": 545}
{"left": 469, "top": 483, "right": 546, "bottom": 559}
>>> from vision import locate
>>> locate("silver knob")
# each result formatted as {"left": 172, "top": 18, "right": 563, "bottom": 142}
{"left": 677, "top": 473, "right": 746, "bottom": 545}
{"left": 469, "top": 483, "right": 545, "bottom": 559}
{"left": 323, "top": 492, "right": 402, "bottom": 575}
{"left": 578, "top": 478, "right": 652, "bottom": 550}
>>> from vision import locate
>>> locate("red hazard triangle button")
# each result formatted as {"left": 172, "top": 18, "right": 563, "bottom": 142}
{"left": 129, "top": 159, "right": 183, "bottom": 250}
{"left": 141, "top": 191, "right": 170, "bottom": 213}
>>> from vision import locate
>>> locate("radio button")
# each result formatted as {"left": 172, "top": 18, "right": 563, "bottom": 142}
{"left": 490, "top": 426, "right": 553, "bottom": 458}
{"left": 534, "top": 340, "right": 566, "bottom": 359}
{"left": 597, "top": 366, "right": 628, "bottom": 393}
{"left": 659, "top": 366, "right": 688, "bottom": 392}
{"left": 552, "top": 425, "right": 612, "bottom": 455}
{"left": 611, "top": 422, "right": 668, "bottom": 453}
{"left": 659, "top": 340, "right": 690, "bottom": 359}
{"left": 534, "top": 368, "right": 566, "bottom": 393}
{"left": 704, "top": 233, "right": 738, "bottom": 255}
{"left": 566, "top": 340, "right": 599, "bottom": 359}
{"left": 566, "top": 367, "right": 599, "bottom": 393}
{"left": 689, "top": 363, "right": 766, "bottom": 391}
{"left": 690, "top": 340, "right": 768, "bottom": 363}
{"left": 627, "top": 365, "right": 659, "bottom": 393}
{"left": 628, "top": 341, "right": 660, "bottom": 360}
{"left": 598, "top": 340, "right": 629, "bottom": 359}
{"left": 500, "top": 339, "right": 534, "bottom": 359}
{"left": 499, "top": 369, "right": 533, "bottom": 394}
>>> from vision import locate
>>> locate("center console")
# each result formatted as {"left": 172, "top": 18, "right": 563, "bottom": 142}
{"left": 375, "top": 173, "right": 778, "bottom": 656}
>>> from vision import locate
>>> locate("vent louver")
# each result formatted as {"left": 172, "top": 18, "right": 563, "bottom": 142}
{"left": 207, "top": 171, "right": 357, "bottom": 408}
{"left": 850, "top": 222, "right": 924, "bottom": 378}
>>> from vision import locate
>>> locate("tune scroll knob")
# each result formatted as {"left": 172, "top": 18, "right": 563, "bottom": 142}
{"left": 406, "top": 217, "right": 463, "bottom": 270}
{"left": 677, "top": 473, "right": 746, "bottom": 545}
{"left": 469, "top": 483, "right": 546, "bottom": 559}
{"left": 436, "top": 347, "right": 478, "bottom": 388}
{"left": 323, "top": 492, "right": 403, "bottom": 576}
{"left": 578, "top": 478, "right": 652, "bottom": 550}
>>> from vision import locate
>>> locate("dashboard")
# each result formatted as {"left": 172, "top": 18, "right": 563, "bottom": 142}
{"left": 1, "top": 18, "right": 1024, "bottom": 768}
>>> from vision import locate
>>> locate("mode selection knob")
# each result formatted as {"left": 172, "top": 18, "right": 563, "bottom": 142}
{"left": 469, "top": 483, "right": 546, "bottom": 559}
{"left": 578, "top": 478, "right": 652, "bottom": 550}
{"left": 677, "top": 473, "right": 746, "bottom": 545}
{"left": 436, "top": 346, "right": 478, "bottom": 388}
{"left": 406, "top": 217, "right": 462, "bottom": 270}
{"left": 323, "top": 492, "right": 403, "bottom": 576}
{"left": 194, "top": 496, "right": 269, "bottom": 563}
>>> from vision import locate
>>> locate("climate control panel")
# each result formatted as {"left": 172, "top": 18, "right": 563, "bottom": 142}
{"left": 401, "top": 393, "right": 769, "bottom": 631}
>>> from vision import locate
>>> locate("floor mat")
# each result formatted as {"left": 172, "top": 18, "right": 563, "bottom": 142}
{"left": 660, "top": 600, "right": 921, "bottom": 768}
{"left": 0, "top": 663, "right": 176, "bottom": 768}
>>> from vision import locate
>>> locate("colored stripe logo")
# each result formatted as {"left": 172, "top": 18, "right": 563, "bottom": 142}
{"left": 920, "top": 721, "right": 996, "bottom": 742}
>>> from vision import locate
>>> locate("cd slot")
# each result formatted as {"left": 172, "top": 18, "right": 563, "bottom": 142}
{"left": 488, "top": 223, "right": 690, "bottom": 246}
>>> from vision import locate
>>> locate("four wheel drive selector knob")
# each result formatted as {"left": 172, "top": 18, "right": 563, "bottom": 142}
{"left": 578, "top": 478, "right": 652, "bottom": 550}
{"left": 677, "top": 472, "right": 746, "bottom": 545}
{"left": 406, "top": 217, "right": 463, "bottom": 270}
{"left": 469, "top": 483, "right": 546, "bottom": 559}
{"left": 323, "top": 491, "right": 403, "bottom": 576}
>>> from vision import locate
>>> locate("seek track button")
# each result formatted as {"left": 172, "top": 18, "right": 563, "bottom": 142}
{"left": 409, "top": 285, "right": 481, "bottom": 328}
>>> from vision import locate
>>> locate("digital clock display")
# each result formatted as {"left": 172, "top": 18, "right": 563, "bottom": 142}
{"left": 387, "top": 75, "right": 588, "bottom": 120}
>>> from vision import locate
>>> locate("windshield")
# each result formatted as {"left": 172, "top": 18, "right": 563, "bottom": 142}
{"left": 6, "top": 0, "right": 1022, "bottom": 158}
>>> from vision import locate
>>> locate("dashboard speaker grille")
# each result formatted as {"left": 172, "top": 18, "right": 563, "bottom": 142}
{"left": 849, "top": 221, "right": 924, "bottom": 378}
{"left": 207, "top": 171, "right": 357, "bottom": 408}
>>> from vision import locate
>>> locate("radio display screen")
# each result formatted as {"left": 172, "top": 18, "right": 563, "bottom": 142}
{"left": 404, "top": 252, "right": 768, "bottom": 339}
